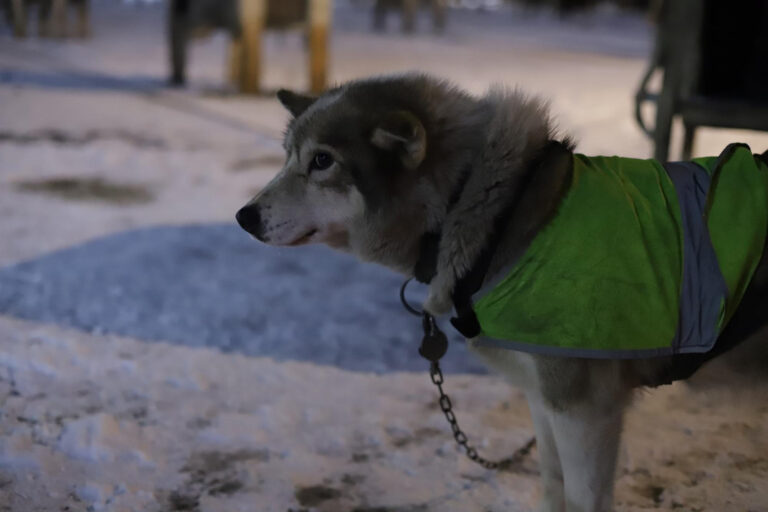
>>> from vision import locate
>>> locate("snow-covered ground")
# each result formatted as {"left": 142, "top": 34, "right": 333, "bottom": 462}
{"left": 1, "top": 1, "right": 767, "bottom": 511}
{"left": 1, "top": 314, "right": 766, "bottom": 511}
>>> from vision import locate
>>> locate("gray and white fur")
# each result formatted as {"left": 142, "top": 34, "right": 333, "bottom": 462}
{"left": 236, "top": 73, "right": 768, "bottom": 512}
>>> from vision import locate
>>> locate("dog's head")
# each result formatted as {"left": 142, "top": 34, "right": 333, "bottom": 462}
{"left": 236, "top": 75, "right": 461, "bottom": 266}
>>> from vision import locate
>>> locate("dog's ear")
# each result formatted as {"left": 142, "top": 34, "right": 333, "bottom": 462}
{"left": 277, "top": 89, "right": 316, "bottom": 118}
{"left": 370, "top": 111, "right": 426, "bottom": 170}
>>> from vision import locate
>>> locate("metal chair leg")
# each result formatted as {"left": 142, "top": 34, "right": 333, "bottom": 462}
{"left": 653, "top": 86, "right": 675, "bottom": 162}
{"left": 682, "top": 122, "right": 697, "bottom": 160}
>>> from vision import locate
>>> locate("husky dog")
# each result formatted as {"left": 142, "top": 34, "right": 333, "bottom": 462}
{"left": 236, "top": 74, "right": 768, "bottom": 511}
{"left": 167, "top": 0, "right": 306, "bottom": 86}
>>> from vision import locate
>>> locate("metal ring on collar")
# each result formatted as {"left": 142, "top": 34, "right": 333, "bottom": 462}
{"left": 399, "top": 278, "right": 424, "bottom": 317}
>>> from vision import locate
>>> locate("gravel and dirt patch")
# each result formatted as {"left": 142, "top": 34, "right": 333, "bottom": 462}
{"left": 14, "top": 176, "right": 155, "bottom": 204}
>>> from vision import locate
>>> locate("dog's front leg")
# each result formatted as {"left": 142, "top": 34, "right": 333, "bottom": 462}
{"left": 527, "top": 392, "right": 565, "bottom": 512}
{"left": 548, "top": 399, "right": 626, "bottom": 512}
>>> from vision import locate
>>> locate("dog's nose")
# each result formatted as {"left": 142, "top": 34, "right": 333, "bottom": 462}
{"left": 236, "top": 204, "right": 264, "bottom": 239}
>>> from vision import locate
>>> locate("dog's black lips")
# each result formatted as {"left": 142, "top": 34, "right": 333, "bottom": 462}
{"left": 287, "top": 228, "right": 318, "bottom": 246}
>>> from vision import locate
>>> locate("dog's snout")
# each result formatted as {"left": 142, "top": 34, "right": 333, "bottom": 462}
{"left": 236, "top": 204, "right": 264, "bottom": 239}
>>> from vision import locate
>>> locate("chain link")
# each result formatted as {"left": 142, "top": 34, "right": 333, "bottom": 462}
{"left": 429, "top": 362, "right": 536, "bottom": 471}
{"left": 399, "top": 278, "right": 536, "bottom": 471}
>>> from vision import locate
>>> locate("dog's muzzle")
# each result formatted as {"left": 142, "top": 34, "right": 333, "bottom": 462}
{"left": 236, "top": 204, "right": 264, "bottom": 240}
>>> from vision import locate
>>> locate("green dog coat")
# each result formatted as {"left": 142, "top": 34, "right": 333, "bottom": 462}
{"left": 470, "top": 144, "right": 768, "bottom": 358}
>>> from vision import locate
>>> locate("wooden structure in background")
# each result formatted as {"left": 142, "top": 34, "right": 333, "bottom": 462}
{"left": 635, "top": 0, "right": 768, "bottom": 161}
{"left": 230, "top": 0, "right": 331, "bottom": 95}
{"left": 170, "top": 0, "right": 330, "bottom": 94}
{"left": 373, "top": 0, "right": 445, "bottom": 34}
{"left": 229, "top": 0, "right": 266, "bottom": 95}
{"left": 8, "top": 0, "right": 89, "bottom": 39}
{"left": 307, "top": 0, "right": 331, "bottom": 94}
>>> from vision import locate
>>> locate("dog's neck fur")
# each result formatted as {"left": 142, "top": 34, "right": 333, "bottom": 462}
{"left": 423, "top": 89, "right": 558, "bottom": 314}
{"left": 348, "top": 86, "right": 564, "bottom": 315}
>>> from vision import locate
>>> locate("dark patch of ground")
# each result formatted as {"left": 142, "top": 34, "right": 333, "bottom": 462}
{"left": 294, "top": 485, "right": 343, "bottom": 507}
{"left": 389, "top": 427, "right": 442, "bottom": 448}
{"left": 14, "top": 176, "right": 154, "bottom": 205}
{"left": 229, "top": 154, "right": 285, "bottom": 172}
{"left": 163, "top": 449, "right": 269, "bottom": 511}
{"left": 167, "top": 491, "right": 200, "bottom": 511}
{"left": 351, "top": 505, "right": 430, "bottom": 512}
{"left": 0, "top": 128, "right": 165, "bottom": 148}
{"left": 181, "top": 449, "right": 270, "bottom": 475}
{"left": 340, "top": 473, "right": 366, "bottom": 486}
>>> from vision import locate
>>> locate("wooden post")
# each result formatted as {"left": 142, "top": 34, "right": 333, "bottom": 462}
{"left": 236, "top": 0, "right": 267, "bottom": 95}
{"left": 308, "top": 0, "right": 331, "bottom": 94}
{"left": 228, "top": 39, "right": 243, "bottom": 90}
{"left": 76, "top": 0, "right": 90, "bottom": 38}
{"left": 10, "top": 0, "right": 26, "bottom": 38}
{"left": 431, "top": 0, "right": 446, "bottom": 34}
{"left": 372, "top": 0, "right": 386, "bottom": 31}
{"left": 49, "top": 0, "right": 68, "bottom": 38}
{"left": 402, "top": 0, "right": 417, "bottom": 33}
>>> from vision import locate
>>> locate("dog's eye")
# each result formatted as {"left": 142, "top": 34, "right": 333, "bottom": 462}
{"left": 309, "top": 152, "right": 334, "bottom": 172}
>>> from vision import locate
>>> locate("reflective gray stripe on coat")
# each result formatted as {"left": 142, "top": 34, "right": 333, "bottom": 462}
{"left": 470, "top": 160, "right": 729, "bottom": 359}
{"left": 663, "top": 161, "right": 728, "bottom": 354}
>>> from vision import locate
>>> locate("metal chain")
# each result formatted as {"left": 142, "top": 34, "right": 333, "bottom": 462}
{"left": 429, "top": 361, "right": 536, "bottom": 471}
{"left": 399, "top": 278, "right": 536, "bottom": 471}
